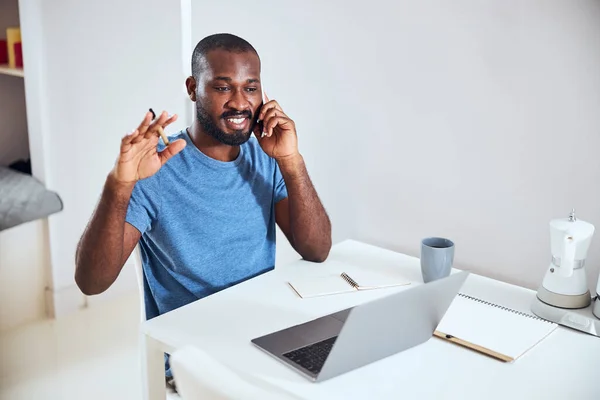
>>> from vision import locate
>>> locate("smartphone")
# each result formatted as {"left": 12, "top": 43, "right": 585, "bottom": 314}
{"left": 257, "top": 85, "right": 267, "bottom": 137}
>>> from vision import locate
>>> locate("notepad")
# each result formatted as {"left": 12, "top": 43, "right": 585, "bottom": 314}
{"left": 287, "top": 270, "right": 411, "bottom": 298}
{"left": 434, "top": 293, "right": 558, "bottom": 362}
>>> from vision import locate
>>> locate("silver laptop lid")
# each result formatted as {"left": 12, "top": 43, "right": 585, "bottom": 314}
{"left": 317, "top": 271, "right": 469, "bottom": 381}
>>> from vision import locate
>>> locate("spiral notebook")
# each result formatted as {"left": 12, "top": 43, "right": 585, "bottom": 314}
{"left": 434, "top": 293, "right": 558, "bottom": 362}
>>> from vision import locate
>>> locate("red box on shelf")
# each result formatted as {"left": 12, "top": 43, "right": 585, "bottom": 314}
{"left": 14, "top": 42, "right": 23, "bottom": 68}
{"left": 0, "top": 40, "right": 8, "bottom": 64}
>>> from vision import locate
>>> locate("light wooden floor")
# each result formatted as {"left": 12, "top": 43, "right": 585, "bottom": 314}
{"left": 0, "top": 292, "right": 144, "bottom": 399}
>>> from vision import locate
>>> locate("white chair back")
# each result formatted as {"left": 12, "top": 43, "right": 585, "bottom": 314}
{"left": 133, "top": 244, "right": 180, "bottom": 398}
{"left": 132, "top": 243, "right": 146, "bottom": 321}
{"left": 170, "top": 345, "right": 303, "bottom": 400}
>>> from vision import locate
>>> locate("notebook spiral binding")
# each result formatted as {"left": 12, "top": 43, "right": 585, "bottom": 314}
{"left": 457, "top": 293, "right": 552, "bottom": 324}
{"left": 341, "top": 272, "right": 359, "bottom": 289}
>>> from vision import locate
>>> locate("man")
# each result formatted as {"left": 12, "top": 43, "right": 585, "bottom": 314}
{"left": 74, "top": 33, "right": 332, "bottom": 385}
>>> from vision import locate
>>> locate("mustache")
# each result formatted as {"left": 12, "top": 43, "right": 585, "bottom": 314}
{"left": 221, "top": 110, "right": 253, "bottom": 119}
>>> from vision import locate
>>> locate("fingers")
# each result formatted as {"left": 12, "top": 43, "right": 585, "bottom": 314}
{"left": 260, "top": 108, "right": 286, "bottom": 137}
{"left": 120, "top": 129, "right": 141, "bottom": 154}
{"left": 136, "top": 112, "right": 154, "bottom": 136}
{"left": 258, "top": 98, "right": 286, "bottom": 138}
{"left": 144, "top": 111, "right": 171, "bottom": 139}
{"left": 131, "top": 111, "right": 178, "bottom": 144}
{"left": 154, "top": 112, "right": 178, "bottom": 145}
{"left": 164, "top": 113, "right": 178, "bottom": 127}
{"left": 257, "top": 99, "right": 283, "bottom": 122}
{"left": 260, "top": 100, "right": 292, "bottom": 137}
{"left": 262, "top": 107, "right": 288, "bottom": 125}
{"left": 121, "top": 129, "right": 140, "bottom": 146}
{"left": 158, "top": 138, "right": 187, "bottom": 165}
{"left": 264, "top": 116, "right": 294, "bottom": 137}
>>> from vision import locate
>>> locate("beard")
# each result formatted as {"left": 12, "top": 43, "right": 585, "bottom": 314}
{"left": 196, "top": 102, "right": 256, "bottom": 146}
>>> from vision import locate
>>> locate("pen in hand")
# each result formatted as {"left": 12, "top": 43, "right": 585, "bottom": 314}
{"left": 149, "top": 108, "right": 170, "bottom": 146}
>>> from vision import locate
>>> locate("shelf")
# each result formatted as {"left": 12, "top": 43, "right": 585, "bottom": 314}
{"left": 0, "top": 64, "right": 24, "bottom": 77}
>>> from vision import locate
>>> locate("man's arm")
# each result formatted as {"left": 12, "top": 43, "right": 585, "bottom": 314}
{"left": 255, "top": 93, "right": 332, "bottom": 262}
{"left": 75, "top": 110, "right": 185, "bottom": 295}
{"left": 75, "top": 174, "right": 141, "bottom": 295}
{"left": 275, "top": 154, "right": 332, "bottom": 262}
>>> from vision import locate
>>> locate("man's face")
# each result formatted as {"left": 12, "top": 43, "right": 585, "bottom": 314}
{"left": 193, "top": 49, "right": 262, "bottom": 146}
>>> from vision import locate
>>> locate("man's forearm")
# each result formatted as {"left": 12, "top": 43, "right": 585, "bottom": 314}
{"left": 277, "top": 153, "right": 331, "bottom": 262}
{"left": 75, "top": 173, "right": 134, "bottom": 295}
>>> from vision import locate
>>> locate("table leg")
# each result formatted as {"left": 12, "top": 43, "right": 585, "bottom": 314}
{"left": 141, "top": 333, "right": 166, "bottom": 400}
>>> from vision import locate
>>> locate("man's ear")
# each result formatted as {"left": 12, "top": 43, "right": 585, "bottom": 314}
{"left": 185, "top": 76, "right": 197, "bottom": 101}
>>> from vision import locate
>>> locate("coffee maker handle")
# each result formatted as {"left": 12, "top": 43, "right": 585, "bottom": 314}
{"left": 561, "top": 235, "right": 576, "bottom": 277}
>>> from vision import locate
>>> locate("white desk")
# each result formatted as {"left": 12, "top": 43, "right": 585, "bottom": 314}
{"left": 141, "top": 240, "right": 600, "bottom": 399}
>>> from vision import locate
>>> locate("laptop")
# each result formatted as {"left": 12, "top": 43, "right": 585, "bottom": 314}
{"left": 251, "top": 270, "right": 469, "bottom": 382}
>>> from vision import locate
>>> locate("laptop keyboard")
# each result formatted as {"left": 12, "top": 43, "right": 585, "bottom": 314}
{"left": 282, "top": 336, "right": 338, "bottom": 375}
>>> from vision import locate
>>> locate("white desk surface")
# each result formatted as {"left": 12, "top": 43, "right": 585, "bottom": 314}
{"left": 142, "top": 240, "right": 600, "bottom": 399}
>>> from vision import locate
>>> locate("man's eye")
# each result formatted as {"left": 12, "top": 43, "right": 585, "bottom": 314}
{"left": 215, "top": 87, "right": 229, "bottom": 92}
{"left": 246, "top": 87, "right": 258, "bottom": 92}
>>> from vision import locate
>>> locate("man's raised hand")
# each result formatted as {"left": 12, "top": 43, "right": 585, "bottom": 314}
{"left": 112, "top": 110, "right": 186, "bottom": 184}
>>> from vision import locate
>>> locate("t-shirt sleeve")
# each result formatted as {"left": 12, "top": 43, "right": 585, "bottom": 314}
{"left": 125, "top": 175, "right": 161, "bottom": 235}
{"left": 274, "top": 162, "right": 288, "bottom": 203}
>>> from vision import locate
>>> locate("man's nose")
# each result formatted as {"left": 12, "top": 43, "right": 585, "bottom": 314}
{"left": 225, "top": 88, "right": 250, "bottom": 111}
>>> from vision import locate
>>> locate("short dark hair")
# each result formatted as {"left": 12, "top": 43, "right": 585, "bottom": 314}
{"left": 191, "top": 33, "right": 259, "bottom": 78}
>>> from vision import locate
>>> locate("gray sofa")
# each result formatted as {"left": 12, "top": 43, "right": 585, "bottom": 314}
{"left": 0, "top": 166, "right": 63, "bottom": 231}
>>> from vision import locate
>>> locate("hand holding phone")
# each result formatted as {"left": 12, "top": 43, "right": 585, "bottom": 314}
{"left": 253, "top": 90, "right": 299, "bottom": 161}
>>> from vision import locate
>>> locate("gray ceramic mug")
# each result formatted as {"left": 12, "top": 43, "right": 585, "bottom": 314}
{"left": 421, "top": 237, "right": 455, "bottom": 283}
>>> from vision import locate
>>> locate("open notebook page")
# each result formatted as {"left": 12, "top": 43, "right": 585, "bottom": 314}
{"left": 347, "top": 270, "right": 411, "bottom": 290}
{"left": 436, "top": 294, "right": 558, "bottom": 360}
{"left": 288, "top": 270, "right": 410, "bottom": 298}
{"left": 287, "top": 274, "right": 355, "bottom": 298}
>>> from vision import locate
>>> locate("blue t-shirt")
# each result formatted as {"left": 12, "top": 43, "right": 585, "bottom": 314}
{"left": 125, "top": 129, "right": 288, "bottom": 321}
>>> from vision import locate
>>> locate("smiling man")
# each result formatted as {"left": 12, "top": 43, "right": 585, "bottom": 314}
{"left": 74, "top": 33, "right": 332, "bottom": 386}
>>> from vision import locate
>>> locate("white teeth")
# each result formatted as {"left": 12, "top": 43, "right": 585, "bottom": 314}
{"left": 227, "top": 118, "right": 245, "bottom": 124}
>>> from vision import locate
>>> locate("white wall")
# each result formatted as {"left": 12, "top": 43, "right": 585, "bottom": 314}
{"left": 349, "top": 0, "right": 600, "bottom": 291}
{"left": 18, "top": 0, "right": 191, "bottom": 314}
{"left": 0, "top": 0, "right": 29, "bottom": 166}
